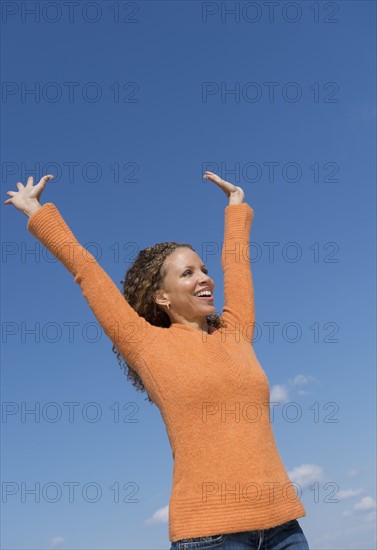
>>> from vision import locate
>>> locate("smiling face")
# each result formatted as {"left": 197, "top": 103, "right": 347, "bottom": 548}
{"left": 154, "top": 247, "right": 216, "bottom": 330}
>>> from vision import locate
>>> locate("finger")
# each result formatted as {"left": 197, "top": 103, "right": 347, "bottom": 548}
{"left": 205, "top": 173, "right": 224, "bottom": 184}
{"left": 4, "top": 198, "right": 13, "bottom": 205}
{"left": 6, "top": 191, "right": 16, "bottom": 196}
{"left": 203, "top": 174, "right": 221, "bottom": 183}
{"left": 205, "top": 174, "right": 227, "bottom": 186}
{"left": 26, "top": 176, "right": 34, "bottom": 187}
{"left": 36, "top": 174, "right": 54, "bottom": 188}
{"left": 40, "top": 174, "right": 54, "bottom": 183}
{"left": 204, "top": 175, "right": 236, "bottom": 196}
{"left": 16, "top": 182, "right": 25, "bottom": 190}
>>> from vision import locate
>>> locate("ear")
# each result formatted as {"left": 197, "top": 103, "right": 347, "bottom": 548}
{"left": 154, "top": 290, "right": 169, "bottom": 307}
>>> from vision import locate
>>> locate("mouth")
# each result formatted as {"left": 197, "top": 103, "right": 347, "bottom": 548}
{"left": 193, "top": 290, "right": 214, "bottom": 302}
{"left": 195, "top": 295, "right": 214, "bottom": 302}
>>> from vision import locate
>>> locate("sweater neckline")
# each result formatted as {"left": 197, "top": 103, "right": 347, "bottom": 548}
{"left": 170, "top": 323, "right": 216, "bottom": 336}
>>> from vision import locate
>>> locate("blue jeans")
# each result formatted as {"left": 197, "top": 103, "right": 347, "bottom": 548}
{"left": 170, "top": 519, "right": 310, "bottom": 550}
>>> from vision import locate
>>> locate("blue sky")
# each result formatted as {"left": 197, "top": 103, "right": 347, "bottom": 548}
{"left": 1, "top": 1, "right": 376, "bottom": 549}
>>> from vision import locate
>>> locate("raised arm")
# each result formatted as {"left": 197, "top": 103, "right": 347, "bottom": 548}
{"left": 221, "top": 203, "right": 255, "bottom": 341}
{"left": 203, "top": 172, "right": 255, "bottom": 343}
{"left": 4, "top": 175, "right": 157, "bottom": 372}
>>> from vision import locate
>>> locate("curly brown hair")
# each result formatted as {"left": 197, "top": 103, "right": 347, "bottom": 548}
{"left": 111, "top": 242, "right": 226, "bottom": 405}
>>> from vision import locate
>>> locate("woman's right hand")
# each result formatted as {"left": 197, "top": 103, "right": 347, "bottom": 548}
{"left": 4, "top": 174, "right": 54, "bottom": 217}
{"left": 203, "top": 171, "right": 245, "bottom": 205}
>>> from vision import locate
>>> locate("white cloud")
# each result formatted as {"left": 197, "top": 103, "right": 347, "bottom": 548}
{"left": 270, "top": 384, "right": 289, "bottom": 403}
{"left": 271, "top": 374, "right": 317, "bottom": 400}
{"left": 345, "top": 497, "right": 377, "bottom": 525}
{"left": 287, "top": 464, "right": 323, "bottom": 489}
{"left": 289, "top": 374, "right": 316, "bottom": 386}
{"left": 145, "top": 504, "right": 169, "bottom": 525}
{"left": 48, "top": 537, "right": 65, "bottom": 549}
{"left": 336, "top": 488, "right": 364, "bottom": 500}
{"left": 354, "top": 496, "right": 377, "bottom": 511}
{"left": 346, "top": 468, "right": 358, "bottom": 477}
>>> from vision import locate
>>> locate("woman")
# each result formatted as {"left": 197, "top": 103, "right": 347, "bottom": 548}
{"left": 4, "top": 172, "right": 310, "bottom": 550}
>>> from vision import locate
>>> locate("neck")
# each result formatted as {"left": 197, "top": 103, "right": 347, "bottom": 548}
{"left": 172, "top": 317, "right": 211, "bottom": 333}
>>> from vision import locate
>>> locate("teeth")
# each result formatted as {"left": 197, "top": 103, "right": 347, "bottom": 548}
{"left": 195, "top": 291, "right": 212, "bottom": 297}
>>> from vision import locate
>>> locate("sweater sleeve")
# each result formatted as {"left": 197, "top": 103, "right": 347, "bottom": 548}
{"left": 221, "top": 202, "right": 255, "bottom": 343}
{"left": 27, "top": 202, "right": 157, "bottom": 372}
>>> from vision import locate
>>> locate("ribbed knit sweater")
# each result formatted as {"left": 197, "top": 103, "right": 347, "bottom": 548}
{"left": 27, "top": 202, "right": 306, "bottom": 542}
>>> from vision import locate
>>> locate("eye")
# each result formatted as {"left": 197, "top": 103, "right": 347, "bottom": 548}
{"left": 183, "top": 268, "right": 208, "bottom": 276}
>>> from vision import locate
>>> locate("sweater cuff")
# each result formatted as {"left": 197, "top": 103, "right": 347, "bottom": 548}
{"left": 224, "top": 203, "right": 254, "bottom": 238}
{"left": 27, "top": 202, "right": 59, "bottom": 237}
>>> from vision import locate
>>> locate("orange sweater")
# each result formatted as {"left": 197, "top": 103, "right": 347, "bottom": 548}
{"left": 27, "top": 202, "right": 306, "bottom": 542}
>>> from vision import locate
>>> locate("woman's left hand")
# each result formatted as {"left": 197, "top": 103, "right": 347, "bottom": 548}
{"left": 203, "top": 171, "right": 245, "bottom": 205}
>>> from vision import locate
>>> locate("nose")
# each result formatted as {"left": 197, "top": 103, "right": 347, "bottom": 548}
{"left": 199, "top": 274, "right": 212, "bottom": 285}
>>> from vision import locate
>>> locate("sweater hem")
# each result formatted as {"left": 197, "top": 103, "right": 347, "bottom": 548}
{"left": 169, "top": 498, "right": 306, "bottom": 542}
